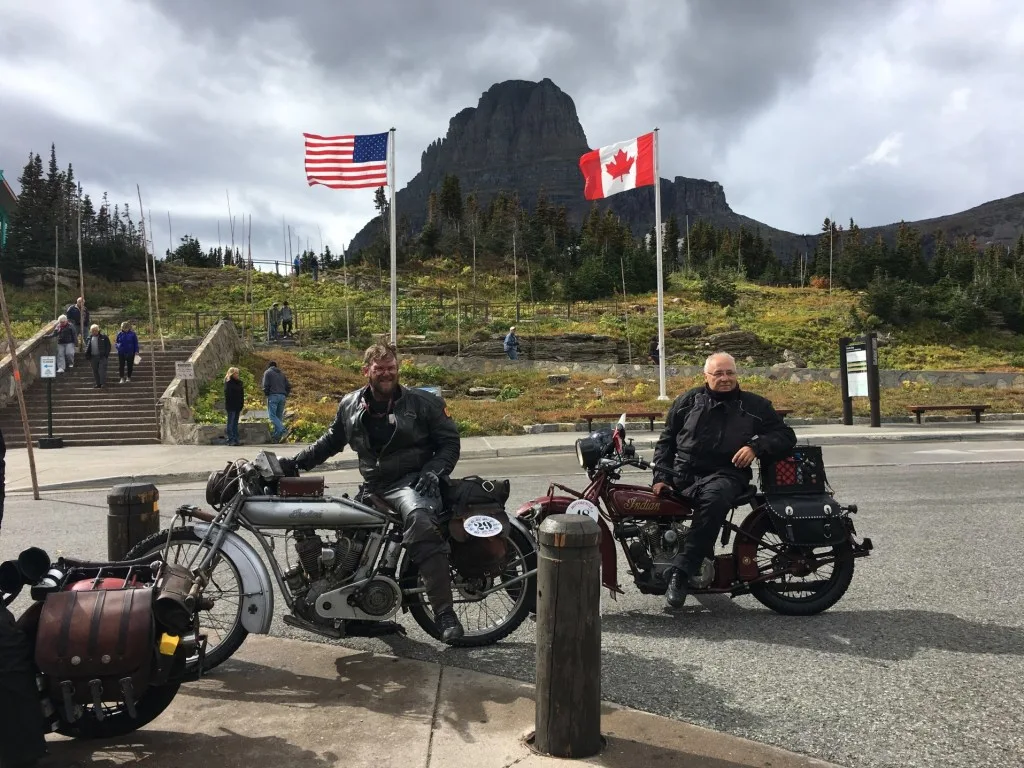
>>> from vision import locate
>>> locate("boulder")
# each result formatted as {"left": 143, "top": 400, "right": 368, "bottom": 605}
{"left": 601, "top": 378, "right": 620, "bottom": 385}
{"left": 782, "top": 349, "right": 807, "bottom": 368}
{"left": 669, "top": 325, "right": 706, "bottom": 339}
{"left": 468, "top": 386, "right": 500, "bottom": 396}
{"left": 547, "top": 374, "right": 571, "bottom": 384}
{"left": 705, "top": 330, "right": 762, "bottom": 356}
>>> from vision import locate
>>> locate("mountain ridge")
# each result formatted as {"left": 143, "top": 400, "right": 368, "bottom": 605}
{"left": 347, "top": 78, "right": 1023, "bottom": 260}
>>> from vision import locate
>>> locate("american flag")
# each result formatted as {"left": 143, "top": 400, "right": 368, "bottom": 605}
{"left": 303, "top": 132, "right": 389, "bottom": 189}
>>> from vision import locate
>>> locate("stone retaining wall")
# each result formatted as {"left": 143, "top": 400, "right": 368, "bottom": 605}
{"left": 405, "top": 354, "right": 1024, "bottom": 390}
{"left": 160, "top": 319, "right": 247, "bottom": 444}
{"left": 0, "top": 321, "right": 56, "bottom": 410}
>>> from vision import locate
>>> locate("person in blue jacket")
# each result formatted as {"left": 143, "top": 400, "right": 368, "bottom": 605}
{"left": 115, "top": 321, "right": 140, "bottom": 384}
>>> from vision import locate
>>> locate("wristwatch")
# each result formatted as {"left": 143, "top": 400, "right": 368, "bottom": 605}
{"left": 747, "top": 435, "right": 761, "bottom": 454}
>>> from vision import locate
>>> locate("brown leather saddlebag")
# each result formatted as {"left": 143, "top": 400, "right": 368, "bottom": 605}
{"left": 279, "top": 476, "right": 325, "bottom": 497}
{"left": 34, "top": 587, "right": 155, "bottom": 712}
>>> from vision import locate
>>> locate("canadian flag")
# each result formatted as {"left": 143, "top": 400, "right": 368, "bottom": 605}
{"left": 578, "top": 132, "right": 655, "bottom": 200}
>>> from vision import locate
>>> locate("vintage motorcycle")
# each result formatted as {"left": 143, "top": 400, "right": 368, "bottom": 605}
{"left": 2, "top": 545, "right": 200, "bottom": 741}
{"left": 516, "top": 416, "right": 873, "bottom": 614}
{"left": 125, "top": 450, "right": 538, "bottom": 675}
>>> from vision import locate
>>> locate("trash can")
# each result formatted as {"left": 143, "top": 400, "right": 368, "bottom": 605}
{"left": 107, "top": 483, "right": 161, "bottom": 560}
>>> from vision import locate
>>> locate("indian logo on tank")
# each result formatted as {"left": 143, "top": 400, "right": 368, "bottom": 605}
{"left": 621, "top": 497, "right": 661, "bottom": 513}
{"left": 288, "top": 509, "right": 325, "bottom": 520}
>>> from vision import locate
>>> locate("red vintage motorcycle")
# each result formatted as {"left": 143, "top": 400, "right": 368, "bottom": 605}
{"left": 516, "top": 416, "right": 873, "bottom": 614}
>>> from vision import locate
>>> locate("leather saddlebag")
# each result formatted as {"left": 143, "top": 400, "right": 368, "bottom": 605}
{"left": 34, "top": 587, "right": 155, "bottom": 708}
{"left": 444, "top": 477, "right": 513, "bottom": 578}
{"left": 278, "top": 476, "right": 325, "bottom": 497}
{"left": 763, "top": 493, "right": 850, "bottom": 548}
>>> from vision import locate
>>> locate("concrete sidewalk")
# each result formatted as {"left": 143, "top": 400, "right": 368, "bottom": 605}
{"left": 5, "top": 421, "right": 1023, "bottom": 493}
{"left": 47, "top": 635, "right": 843, "bottom": 768}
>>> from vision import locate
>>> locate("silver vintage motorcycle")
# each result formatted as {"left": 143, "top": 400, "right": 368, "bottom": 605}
{"left": 126, "top": 451, "right": 538, "bottom": 674}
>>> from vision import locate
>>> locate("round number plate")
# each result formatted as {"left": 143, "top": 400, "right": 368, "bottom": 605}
{"left": 565, "top": 499, "right": 600, "bottom": 522}
{"left": 463, "top": 515, "right": 503, "bottom": 538}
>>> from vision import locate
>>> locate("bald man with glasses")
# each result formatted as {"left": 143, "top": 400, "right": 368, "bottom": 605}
{"left": 652, "top": 351, "right": 797, "bottom": 610}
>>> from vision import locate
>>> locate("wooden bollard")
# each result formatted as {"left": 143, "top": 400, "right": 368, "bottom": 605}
{"left": 534, "top": 513, "right": 602, "bottom": 758}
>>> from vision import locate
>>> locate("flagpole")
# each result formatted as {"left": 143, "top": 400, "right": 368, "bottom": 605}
{"left": 389, "top": 127, "right": 397, "bottom": 345}
{"left": 653, "top": 128, "right": 667, "bottom": 400}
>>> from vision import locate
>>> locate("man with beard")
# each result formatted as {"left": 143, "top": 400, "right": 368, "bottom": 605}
{"left": 652, "top": 352, "right": 797, "bottom": 609}
{"left": 279, "top": 341, "right": 465, "bottom": 641}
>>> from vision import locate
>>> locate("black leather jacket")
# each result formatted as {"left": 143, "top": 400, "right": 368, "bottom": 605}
{"left": 652, "top": 385, "right": 796, "bottom": 485}
{"left": 292, "top": 384, "right": 460, "bottom": 489}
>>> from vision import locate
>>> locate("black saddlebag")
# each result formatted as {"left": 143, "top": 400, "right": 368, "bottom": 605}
{"left": 763, "top": 493, "right": 850, "bottom": 548}
{"left": 442, "top": 476, "right": 513, "bottom": 578}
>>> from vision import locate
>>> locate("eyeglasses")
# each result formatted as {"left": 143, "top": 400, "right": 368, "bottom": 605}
{"left": 706, "top": 370, "right": 737, "bottom": 378}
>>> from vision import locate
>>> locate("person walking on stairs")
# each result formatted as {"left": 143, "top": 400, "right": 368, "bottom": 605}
{"left": 115, "top": 321, "right": 139, "bottom": 383}
{"left": 84, "top": 324, "right": 112, "bottom": 388}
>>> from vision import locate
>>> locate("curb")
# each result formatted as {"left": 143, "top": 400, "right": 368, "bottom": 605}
{"left": 11, "top": 429, "right": 1023, "bottom": 494}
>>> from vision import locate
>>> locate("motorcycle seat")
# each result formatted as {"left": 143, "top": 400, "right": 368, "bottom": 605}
{"left": 733, "top": 485, "right": 759, "bottom": 508}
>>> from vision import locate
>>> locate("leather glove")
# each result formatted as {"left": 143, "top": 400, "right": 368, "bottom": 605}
{"left": 279, "top": 457, "right": 300, "bottom": 478}
{"left": 413, "top": 470, "right": 440, "bottom": 497}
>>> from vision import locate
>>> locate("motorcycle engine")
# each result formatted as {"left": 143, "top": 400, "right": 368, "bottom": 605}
{"left": 626, "top": 520, "right": 714, "bottom": 588}
{"left": 285, "top": 531, "right": 366, "bottom": 616}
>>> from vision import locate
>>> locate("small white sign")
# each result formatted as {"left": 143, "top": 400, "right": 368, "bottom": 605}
{"left": 565, "top": 499, "right": 601, "bottom": 523}
{"left": 40, "top": 356, "right": 56, "bottom": 379}
{"left": 846, "top": 348, "right": 868, "bottom": 397}
{"left": 175, "top": 362, "right": 196, "bottom": 380}
{"left": 463, "top": 515, "right": 503, "bottom": 538}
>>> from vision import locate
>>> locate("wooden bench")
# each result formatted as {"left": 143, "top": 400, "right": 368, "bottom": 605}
{"left": 583, "top": 412, "right": 663, "bottom": 432}
{"left": 907, "top": 404, "right": 990, "bottom": 424}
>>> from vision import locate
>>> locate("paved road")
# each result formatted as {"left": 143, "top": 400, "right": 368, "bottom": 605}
{"left": 3, "top": 442, "right": 1023, "bottom": 768}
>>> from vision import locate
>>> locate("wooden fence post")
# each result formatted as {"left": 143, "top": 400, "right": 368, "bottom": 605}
{"left": 534, "top": 513, "right": 603, "bottom": 758}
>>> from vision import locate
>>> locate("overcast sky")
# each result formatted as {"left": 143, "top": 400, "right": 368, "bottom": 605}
{"left": 1, "top": 0, "right": 1021, "bottom": 264}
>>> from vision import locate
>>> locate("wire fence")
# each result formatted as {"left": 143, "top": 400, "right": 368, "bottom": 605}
{"left": 13, "top": 299, "right": 633, "bottom": 342}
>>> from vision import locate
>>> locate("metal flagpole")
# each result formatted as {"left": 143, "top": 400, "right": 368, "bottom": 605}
{"left": 343, "top": 246, "right": 351, "bottom": 348}
{"left": 53, "top": 226, "right": 59, "bottom": 321}
{"left": 389, "top": 127, "right": 397, "bottom": 345}
{"left": 147, "top": 208, "right": 164, "bottom": 351}
{"left": 653, "top": 128, "right": 668, "bottom": 400}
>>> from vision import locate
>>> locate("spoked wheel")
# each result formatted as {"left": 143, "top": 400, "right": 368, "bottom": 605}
{"left": 54, "top": 681, "right": 182, "bottom": 740}
{"left": 126, "top": 527, "right": 247, "bottom": 674}
{"left": 747, "top": 511, "right": 855, "bottom": 615}
{"left": 406, "top": 525, "right": 537, "bottom": 646}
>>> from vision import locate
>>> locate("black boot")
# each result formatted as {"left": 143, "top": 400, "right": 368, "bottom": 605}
{"left": 418, "top": 554, "right": 464, "bottom": 642}
{"left": 665, "top": 569, "right": 689, "bottom": 609}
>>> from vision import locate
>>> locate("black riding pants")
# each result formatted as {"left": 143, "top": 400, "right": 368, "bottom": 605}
{"left": 0, "top": 606, "right": 47, "bottom": 767}
{"left": 372, "top": 473, "right": 449, "bottom": 564}
{"left": 673, "top": 472, "right": 747, "bottom": 577}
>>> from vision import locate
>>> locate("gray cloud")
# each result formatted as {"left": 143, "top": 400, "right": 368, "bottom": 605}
{"left": 1, "top": 0, "right": 1021, "bottom": 261}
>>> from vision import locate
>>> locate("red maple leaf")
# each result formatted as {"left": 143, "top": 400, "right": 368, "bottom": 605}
{"left": 605, "top": 149, "right": 635, "bottom": 180}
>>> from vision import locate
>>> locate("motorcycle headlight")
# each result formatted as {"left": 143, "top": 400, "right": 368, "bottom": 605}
{"left": 575, "top": 436, "right": 604, "bottom": 469}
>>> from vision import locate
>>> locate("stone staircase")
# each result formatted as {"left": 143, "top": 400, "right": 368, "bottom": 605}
{"left": 0, "top": 339, "right": 201, "bottom": 448}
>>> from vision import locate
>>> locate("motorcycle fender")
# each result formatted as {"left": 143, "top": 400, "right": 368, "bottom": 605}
{"left": 192, "top": 523, "right": 274, "bottom": 635}
{"left": 733, "top": 507, "right": 766, "bottom": 581}
{"left": 516, "top": 496, "right": 620, "bottom": 594}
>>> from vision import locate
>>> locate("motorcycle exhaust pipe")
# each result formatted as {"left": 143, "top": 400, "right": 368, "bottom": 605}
{"left": 154, "top": 563, "right": 197, "bottom": 635}
{"left": 17, "top": 547, "right": 51, "bottom": 583}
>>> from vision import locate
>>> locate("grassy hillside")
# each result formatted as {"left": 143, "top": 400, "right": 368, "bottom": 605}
{"left": 6, "top": 261, "right": 1024, "bottom": 370}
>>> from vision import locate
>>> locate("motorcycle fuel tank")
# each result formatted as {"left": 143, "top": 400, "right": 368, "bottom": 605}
{"left": 242, "top": 497, "right": 384, "bottom": 528}
{"left": 607, "top": 485, "right": 691, "bottom": 518}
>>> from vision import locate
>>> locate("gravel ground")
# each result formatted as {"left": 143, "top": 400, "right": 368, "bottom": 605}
{"left": 3, "top": 452, "right": 1022, "bottom": 768}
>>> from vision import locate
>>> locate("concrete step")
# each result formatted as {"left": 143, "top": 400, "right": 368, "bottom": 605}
{"left": 3, "top": 417, "right": 158, "bottom": 429}
{"left": 9, "top": 435, "right": 162, "bottom": 448}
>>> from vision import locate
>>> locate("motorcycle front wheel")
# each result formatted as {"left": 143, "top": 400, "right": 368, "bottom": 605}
{"left": 126, "top": 527, "right": 248, "bottom": 674}
{"left": 404, "top": 525, "right": 537, "bottom": 647}
{"left": 746, "top": 511, "right": 856, "bottom": 615}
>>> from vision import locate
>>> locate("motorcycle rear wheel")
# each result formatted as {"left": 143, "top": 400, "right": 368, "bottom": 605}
{"left": 405, "top": 525, "right": 537, "bottom": 647}
{"left": 126, "top": 527, "right": 248, "bottom": 674}
{"left": 54, "top": 681, "right": 182, "bottom": 740}
{"left": 747, "top": 511, "right": 855, "bottom": 615}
